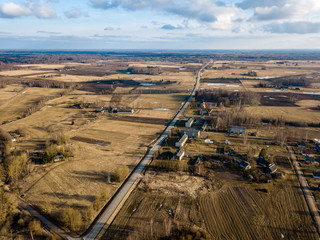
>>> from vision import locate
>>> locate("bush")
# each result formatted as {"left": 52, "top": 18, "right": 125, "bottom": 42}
{"left": 56, "top": 134, "right": 70, "bottom": 145}
{"left": 62, "top": 208, "right": 82, "bottom": 231}
{"left": 29, "top": 220, "right": 41, "bottom": 235}
{"left": 113, "top": 165, "right": 129, "bottom": 182}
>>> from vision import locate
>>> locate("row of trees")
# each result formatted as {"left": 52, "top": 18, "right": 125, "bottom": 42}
{"left": 127, "top": 66, "right": 161, "bottom": 75}
{"left": 196, "top": 89, "right": 260, "bottom": 107}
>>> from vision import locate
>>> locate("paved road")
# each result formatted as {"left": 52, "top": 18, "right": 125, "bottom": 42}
{"left": 288, "top": 146, "right": 320, "bottom": 236}
{"left": 83, "top": 61, "right": 211, "bottom": 240}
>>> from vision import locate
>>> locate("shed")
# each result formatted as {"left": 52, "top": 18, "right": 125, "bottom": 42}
{"left": 185, "top": 118, "right": 194, "bottom": 128}
{"left": 175, "top": 134, "right": 188, "bottom": 148}
{"left": 240, "top": 161, "right": 251, "bottom": 170}
{"left": 175, "top": 149, "right": 185, "bottom": 161}
{"left": 227, "top": 125, "right": 246, "bottom": 135}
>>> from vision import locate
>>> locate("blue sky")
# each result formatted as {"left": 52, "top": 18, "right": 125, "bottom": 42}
{"left": 1, "top": 0, "right": 320, "bottom": 49}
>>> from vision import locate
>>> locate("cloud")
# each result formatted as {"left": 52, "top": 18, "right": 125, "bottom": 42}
{"left": 237, "top": 0, "right": 320, "bottom": 21}
{"left": 64, "top": 8, "right": 82, "bottom": 19}
{"left": 89, "top": 0, "right": 241, "bottom": 30}
{"left": 265, "top": 21, "right": 320, "bottom": 34}
{"left": 0, "top": 0, "right": 56, "bottom": 18}
{"left": 104, "top": 26, "right": 114, "bottom": 31}
{"left": 161, "top": 24, "right": 182, "bottom": 30}
{"left": 37, "top": 30, "right": 61, "bottom": 34}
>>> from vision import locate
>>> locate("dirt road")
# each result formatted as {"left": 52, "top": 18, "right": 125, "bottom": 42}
{"left": 288, "top": 146, "right": 320, "bottom": 236}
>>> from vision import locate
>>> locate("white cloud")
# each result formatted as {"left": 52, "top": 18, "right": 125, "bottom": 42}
{"left": 265, "top": 21, "right": 320, "bottom": 34}
{"left": 89, "top": 0, "right": 242, "bottom": 30}
{"left": 0, "top": 0, "right": 56, "bottom": 19}
{"left": 64, "top": 8, "right": 82, "bottom": 19}
{"left": 237, "top": 0, "right": 320, "bottom": 21}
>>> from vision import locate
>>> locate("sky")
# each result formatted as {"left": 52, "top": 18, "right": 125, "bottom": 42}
{"left": 0, "top": 0, "right": 320, "bottom": 49}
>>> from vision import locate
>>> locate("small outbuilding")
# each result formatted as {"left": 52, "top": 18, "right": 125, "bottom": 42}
{"left": 175, "top": 149, "right": 185, "bottom": 161}
{"left": 175, "top": 134, "right": 188, "bottom": 148}
{"left": 185, "top": 118, "right": 194, "bottom": 128}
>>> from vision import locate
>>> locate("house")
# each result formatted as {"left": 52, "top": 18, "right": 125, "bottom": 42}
{"left": 312, "top": 172, "right": 320, "bottom": 179}
{"left": 95, "top": 107, "right": 104, "bottom": 113}
{"left": 175, "top": 149, "right": 185, "bottom": 161}
{"left": 185, "top": 118, "right": 194, "bottom": 128}
{"left": 257, "top": 157, "right": 271, "bottom": 167}
{"left": 118, "top": 109, "right": 134, "bottom": 114}
{"left": 265, "top": 164, "right": 277, "bottom": 174}
{"left": 297, "top": 142, "right": 306, "bottom": 148}
{"left": 227, "top": 125, "right": 246, "bottom": 135}
{"left": 301, "top": 149, "right": 311, "bottom": 156}
{"left": 201, "top": 102, "right": 217, "bottom": 109}
{"left": 240, "top": 161, "right": 251, "bottom": 170}
{"left": 181, "top": 128, "right": 200, "bottom": 138}
{"left": 175, "top": 134, "right": 188, "bottom": 148}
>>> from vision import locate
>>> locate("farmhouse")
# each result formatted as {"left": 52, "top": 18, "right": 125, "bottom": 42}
{"left": 175, "top": 149, "right": 185, "bottom": 161}
{"left": 312, "top": 172, "right": 320, "bottom": 179}
{"left": 240, "top": 161, "right": 251, "bottom": 170}
{"left": 175, "top": 134, "right": 188, "bottom": 148}
{"left": 181, "top": 128, "right": 200, "bottom": 138}
{"left": 185, "top": 118, "right": 194, "bottom": 128}
{"left": 201, "top": 102, "right": 217, "bottom": 108}
{"left": 227, "top": 125, "right": 246, "bottom": 135}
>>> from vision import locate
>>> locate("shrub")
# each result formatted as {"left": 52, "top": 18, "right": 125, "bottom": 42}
{"left": 113, "top": 165, "right": 129, "bottom": 182}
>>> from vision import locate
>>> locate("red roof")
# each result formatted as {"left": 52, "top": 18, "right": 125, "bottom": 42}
{"left": 302, "top": 150, "right": 311, "bottom": 154}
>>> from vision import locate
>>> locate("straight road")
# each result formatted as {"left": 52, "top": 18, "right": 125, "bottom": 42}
{"left": 288, "top": 146, "right": 320, "bottom": 236}
{"left": 83, "top": 61, "right": 211, "bottom": 240}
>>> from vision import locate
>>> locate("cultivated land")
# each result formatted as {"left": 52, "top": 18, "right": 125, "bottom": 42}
{"left": 101, "top": 58, "right": 320, "bottom": 240}
{"left": 0, "top": 51, "right": 320, "bottom": 240}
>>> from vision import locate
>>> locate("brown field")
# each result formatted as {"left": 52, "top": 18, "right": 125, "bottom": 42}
{"left": 102, "top": 170, "right": 318, "bottom": 240}
{"left": 0, "top": 59, "right": 198, "bottom": 234}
